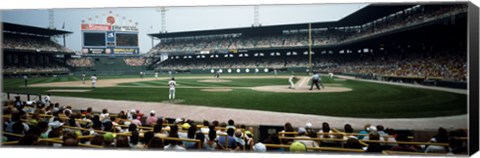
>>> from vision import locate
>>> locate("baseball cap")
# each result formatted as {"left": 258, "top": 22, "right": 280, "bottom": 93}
{"left": 245, "top": 131, "right": 253, "bottom": 137}
{"left": 48, "top": 121, "right": 64, "bottom": 129}
{"left": 103, "top": 132, "right": 115, "bottom": 142}
{"left": 298, "top": 127, "right": 307, "bottom": 133}
{"left": 366, "top": 126, "right": 377, "bottom": 132}
{"left": 150, "top": 110, "right": 155, "bottom": 114}
{"left": 175, "top": 118, "right": 183, "bottom": 124}
{"left": 182, "top": 123, "right": 191, "bottom": 130}
{"left": 290, "top": 141, "right": 307, "bottom": 152}
{"left": 253, "top": 142, "right": 267, "bottom": 152}
{"left": 305, "top": 122, "right": 312, "bottom": 128}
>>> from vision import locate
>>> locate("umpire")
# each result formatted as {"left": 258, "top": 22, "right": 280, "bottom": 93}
{"left": 309, "top": 72, "right": 324, "bottom": 90}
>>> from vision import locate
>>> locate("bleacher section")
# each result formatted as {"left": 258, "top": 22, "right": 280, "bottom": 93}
{"left": 1, "top": 95, "right": 469, "bottom": 155}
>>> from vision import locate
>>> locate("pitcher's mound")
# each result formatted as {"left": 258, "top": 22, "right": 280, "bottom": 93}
{"left": 198, "top": 79, "right": 231, "bottom": 83}
{"left": 201, "top": 88, "right": 233, "bottom": 92}
{"left": 252, "top": 86, "right": 352, "bottom": 93}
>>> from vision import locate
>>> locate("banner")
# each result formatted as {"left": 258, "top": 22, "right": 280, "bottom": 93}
{"left": 113, "top": 48, "right": 138, "bottom": 54}
{"left": 81, "top": 24, "right": 111, "bottom": 31}
{"left": 112, "top": 25, "right": 138, "bottom": 32}
{"left": 89, "top": 48, "right": 104, "bottom": 54}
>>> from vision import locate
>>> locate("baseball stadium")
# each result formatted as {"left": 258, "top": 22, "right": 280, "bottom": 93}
{"left": 1, "top": 2, "right": 477, "bottom": 156}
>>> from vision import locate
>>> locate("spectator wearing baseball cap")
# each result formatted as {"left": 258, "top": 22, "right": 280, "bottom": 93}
{"left": 294, "top": 127, "right": 319, "bottom": 150}
{"left": 103, "top": 132, "right": 115, "bottom": 148}
{"left": 145, "top": 110, "right": 158, "bottom": 126}
{"left": 178, "top": 123, "right": 190, "bottom": 139}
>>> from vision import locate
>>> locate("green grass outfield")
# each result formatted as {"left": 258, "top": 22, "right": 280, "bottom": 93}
{"left": 2, "top": 74, "right": 467, "bottom": 118}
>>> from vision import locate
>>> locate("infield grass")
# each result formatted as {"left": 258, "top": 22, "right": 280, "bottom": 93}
{"left": 2, "top": 74, "right": 467, "bottom": 118}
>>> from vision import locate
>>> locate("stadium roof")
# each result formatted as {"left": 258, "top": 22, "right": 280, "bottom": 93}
{"left": 2, "top": 22, "right": 73, "bottom": 36}
{"left": 148, "top": 3, "right": 416, "bottom": 39}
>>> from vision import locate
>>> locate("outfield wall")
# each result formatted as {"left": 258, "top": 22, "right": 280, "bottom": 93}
{"left": 71, "top": 57, "right": 146, "bottom": 76}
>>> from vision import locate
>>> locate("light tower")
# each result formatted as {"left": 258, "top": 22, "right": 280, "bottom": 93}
{"left": 254, "top": 5, "right": 260, "bottom": 27}
{"left": 157, "top": 7, "right": 169, "bottom": 33}
{"left": 48, "top": 9, "right": 55, "bottom": 29}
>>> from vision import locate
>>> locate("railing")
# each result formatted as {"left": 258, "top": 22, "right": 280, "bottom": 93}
{"left": 263, "top": 144, "right": 365, "bottom": 152}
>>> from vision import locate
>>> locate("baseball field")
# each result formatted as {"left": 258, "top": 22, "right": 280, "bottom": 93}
{"left": 2, "top": 73, "right": 467, "bottom": 118}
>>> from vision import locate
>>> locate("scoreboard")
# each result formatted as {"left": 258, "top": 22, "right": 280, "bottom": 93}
{"left": 81, "top": 16, "right": 140, "bottom": 56}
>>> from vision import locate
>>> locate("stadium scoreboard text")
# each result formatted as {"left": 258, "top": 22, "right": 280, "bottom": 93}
{"left": 81, "top": 22, "right": 139, "bottom": 56}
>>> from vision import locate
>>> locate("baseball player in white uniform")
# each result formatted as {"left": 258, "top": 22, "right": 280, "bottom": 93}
{"left": 289, "top": 74, "right": 296, "bottom": 89}
{"left": 91, "top": 74, "right": 97, "bottom": 88}
{"left": 82, "top": 73, "right": 86, "bottom": 84}
{"left": 328, "top": 72, "right": 334, "bottom": 79}
{"left": 168, "top": 77, "right": 177, "bottom": 101}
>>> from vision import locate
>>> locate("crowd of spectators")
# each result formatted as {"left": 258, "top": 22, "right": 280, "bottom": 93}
{"left": 66, "top": 58, "right": 94, "bottom": 67}
{"left": 322, "top": 52, "right": 467, "bottom": 82}
{"left": 148, "top": 5, "right": 466, "bottom": 54}
{"left": 124, "top": 58, "right": 146, "bottom": 66}
{"left": 340, "top": 4, "right": 468, "bottom": 44}
{"left": 155, "top": 49, "right": 466, "bottom": 82}
{"left": 3, "top": 34, "right": 73, "bottom": 53}
{"left": 3, "top": 65, "right": 70, "bottom": 74}
{"left": 2, "top": 97, "right": 468, "bottom": 155}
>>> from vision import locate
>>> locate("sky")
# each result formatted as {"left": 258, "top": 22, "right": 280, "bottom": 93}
{"left": 1, "top": 3, "right": 368, "bottom": 53}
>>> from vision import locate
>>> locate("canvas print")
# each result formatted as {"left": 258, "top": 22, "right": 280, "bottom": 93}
{"left": 1, "top": 2, "right": 473, "bottom": 156}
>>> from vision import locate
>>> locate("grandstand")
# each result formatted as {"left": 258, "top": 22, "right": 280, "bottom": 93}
{"left": 1, "top": 2, "right": 477, "bottom": 156}
{"left": 2, "top": 22, "right": 73, "bottom": 77}
{"left": 148, "top": 3, "right": 467, "bottom": 87}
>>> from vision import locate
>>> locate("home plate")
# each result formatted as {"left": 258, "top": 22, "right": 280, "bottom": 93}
{"left": 46, "top": 89, "right": 91, "bottom": 92}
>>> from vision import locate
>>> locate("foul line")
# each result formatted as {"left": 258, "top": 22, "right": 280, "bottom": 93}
{"left": 298, "top": 76, "right": 309, "bottom": 87}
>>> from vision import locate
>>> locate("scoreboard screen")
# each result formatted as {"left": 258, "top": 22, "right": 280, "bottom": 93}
{"left": 83, "top": 32, "right": 106, "bottom": 46}
{"left": 116, "top": 33, "right": 138, "bottom": 47}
